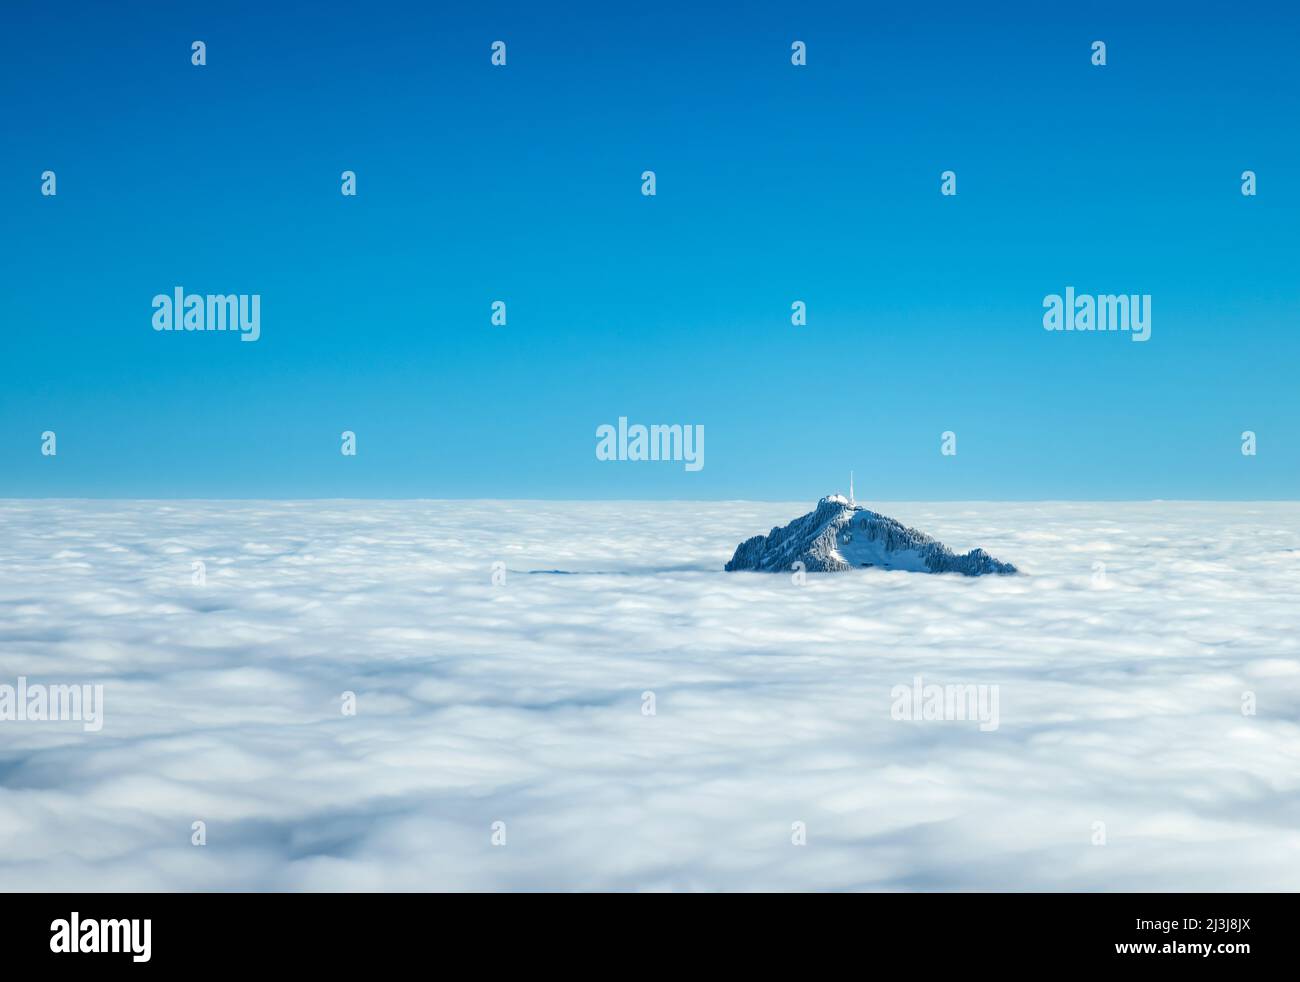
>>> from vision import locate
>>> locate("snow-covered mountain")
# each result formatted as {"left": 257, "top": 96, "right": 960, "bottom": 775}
{"left": 725, "top": 494, "right": 1018, "bottom": 575}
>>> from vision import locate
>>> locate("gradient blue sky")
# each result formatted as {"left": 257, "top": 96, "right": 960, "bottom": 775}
{"left": 2, "top": 0, "right": 1296, "bottom": 499}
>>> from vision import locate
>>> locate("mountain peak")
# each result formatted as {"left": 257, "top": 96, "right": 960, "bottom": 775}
{"left": 725, "top": 495, "right": 1017, "bottom": 575}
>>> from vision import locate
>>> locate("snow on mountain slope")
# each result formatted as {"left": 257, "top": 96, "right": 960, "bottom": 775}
{"left": 725, "top": 495, "right": 1018, "bottom": 575}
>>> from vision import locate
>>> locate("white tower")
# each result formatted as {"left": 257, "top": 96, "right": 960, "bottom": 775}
{"left": 849, "top": 471, "right": 855, "bottom": 507}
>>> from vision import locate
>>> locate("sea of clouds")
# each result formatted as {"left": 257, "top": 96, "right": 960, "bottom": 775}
{"left": 1, "top": 499, "right": 1298, "bottom": 891}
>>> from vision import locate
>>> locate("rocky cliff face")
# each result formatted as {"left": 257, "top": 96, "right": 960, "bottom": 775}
{"left": 725, "top": 495, "right": 1017, "bottom": 576}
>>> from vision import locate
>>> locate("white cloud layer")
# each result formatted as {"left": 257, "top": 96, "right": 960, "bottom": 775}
{"left": 1, "top": 499, "right": 1298, "bottom": 891}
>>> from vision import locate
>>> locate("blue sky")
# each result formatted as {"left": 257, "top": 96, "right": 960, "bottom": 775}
{"left": 2, "top": 0, "right": 1296, "bottom": 499}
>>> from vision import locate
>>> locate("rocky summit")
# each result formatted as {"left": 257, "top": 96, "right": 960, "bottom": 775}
{"left": 725, "top": 495, "right": 1018, "bottom": 576}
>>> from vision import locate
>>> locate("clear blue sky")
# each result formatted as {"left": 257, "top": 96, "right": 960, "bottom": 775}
{"left": 2, "top": 0, "right": 1296, "bottom": 499}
